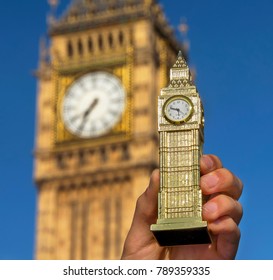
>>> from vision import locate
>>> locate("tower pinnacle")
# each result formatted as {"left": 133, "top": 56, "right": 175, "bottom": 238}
{"left": 169, "top": 51, "right": 192, "bottom": 87}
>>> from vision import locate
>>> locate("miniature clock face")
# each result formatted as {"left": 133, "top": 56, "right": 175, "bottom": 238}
{"left": 62, "top": 71, "right": 126, "bottom": 138}
{"left": 163, "top": 96, "right": 193, "bottom": 124}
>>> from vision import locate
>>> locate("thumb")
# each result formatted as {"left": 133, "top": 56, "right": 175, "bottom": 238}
{"left": 122, "top": 169, "right": 160, "bottom": 256}
{"left": 132, "top": 169, "right": 160, "bottom": 228}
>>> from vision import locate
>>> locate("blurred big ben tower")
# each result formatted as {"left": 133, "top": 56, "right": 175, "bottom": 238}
{"left": 34, "top": 0, "right": 181, "bottom": 259}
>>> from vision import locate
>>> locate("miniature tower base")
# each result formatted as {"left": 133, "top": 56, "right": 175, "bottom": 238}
{"left": 151, "top": 220, "right": 211, "bottom": 246}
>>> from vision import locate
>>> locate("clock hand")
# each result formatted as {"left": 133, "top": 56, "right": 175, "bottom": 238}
{"left": 176, "top": 108, "right": 182, "bottom": 116}
{"left": 170, "top": 106, "right": 181, "bottom": 115}
{"left": 78, "top": 98, "right": 99, "bottom": 131}
{"left": 83, "top": 98, "right": 99, "bottom": 119}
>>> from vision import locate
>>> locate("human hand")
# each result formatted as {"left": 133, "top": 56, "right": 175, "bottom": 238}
{"left": 121, "top": 154, "right": 243, "bottom": 260}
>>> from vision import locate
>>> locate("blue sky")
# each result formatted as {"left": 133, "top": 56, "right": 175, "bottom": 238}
{"left": 0, "top": 0, "right": 273, "bottom": 260}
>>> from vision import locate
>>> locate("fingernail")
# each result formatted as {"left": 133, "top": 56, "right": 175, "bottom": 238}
{"left": 203, "top": 202, "right": 218, "bottom": 213}
{"left": 201, "top": 174, "right": 219, "bottom": 189}
{"left": 201, "top": 155, "right": 214, "bottom": 171}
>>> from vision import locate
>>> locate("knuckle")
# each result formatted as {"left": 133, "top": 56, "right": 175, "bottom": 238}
{"left": 218, "top": 168, "right": 234, "bottom": 184}
{"left": 215, "top": 168, "right": 243, "bottom": 199}
{"left": 224, "top": 218, "right": 239, "bottom": 235}
{"left": 217, "top": 195, "right": 243, "bottom": 224}
{"left": 219, "top": 216, "right": 234, "bottom": 230}
{"left": 221, "top": 217, "right": 240, "bottom": 234}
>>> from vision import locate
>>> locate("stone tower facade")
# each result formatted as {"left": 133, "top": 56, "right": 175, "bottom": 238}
{"left": 34, "top": 0, "right": 181, "bottom": 259}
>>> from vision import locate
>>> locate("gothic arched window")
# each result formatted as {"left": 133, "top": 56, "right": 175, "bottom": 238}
{"left": 88, "top": 37, "right": 93, "bottom": 52}
{"left": 118, "top": 31, "right": 124, "bottom": 45}
{"left": 78, "top": 39, "right": 83, "bottom": 56}
{"left": 67, "top": 40, "right": 73, "bottom": 57}
{"left": 98, "top": 34, "right": 103, "bottom": 51}
{"left": 108, "top": 33, "right": 114, "bottom": 48}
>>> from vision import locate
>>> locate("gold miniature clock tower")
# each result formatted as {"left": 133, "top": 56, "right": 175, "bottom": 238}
{"left": 34, "top": 0, "right": 181, "bottom": 259}
{"left": 151, "top": 51, "right": 211, "bottom": 246}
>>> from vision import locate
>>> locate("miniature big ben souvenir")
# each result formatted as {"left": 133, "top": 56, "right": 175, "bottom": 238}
{"left": 151, "top": 51, "right": 211, "bottom": 246}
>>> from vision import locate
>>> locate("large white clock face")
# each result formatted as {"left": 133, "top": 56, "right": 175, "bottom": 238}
{"left": 62, "top": 71, "right": 126, "bottom": 138}
{"left": 163, "top": 96, "right": 193, "bottom": 124}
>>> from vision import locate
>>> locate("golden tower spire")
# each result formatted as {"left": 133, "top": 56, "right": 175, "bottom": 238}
{"left": 169, "top": 51, "right": 192, "bottom": 87}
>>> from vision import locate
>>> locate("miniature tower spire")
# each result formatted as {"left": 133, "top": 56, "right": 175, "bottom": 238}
{"left": 169, "top": 51, "right": 192, "bottom": 87}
